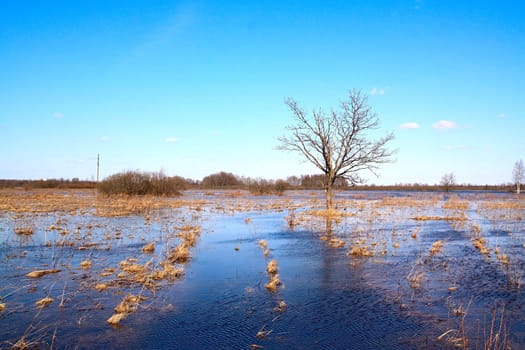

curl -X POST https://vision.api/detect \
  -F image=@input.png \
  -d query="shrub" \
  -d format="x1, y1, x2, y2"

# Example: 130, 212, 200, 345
97, 171, 184, 196
247, 179, 287, 196
201, 172, 240, 188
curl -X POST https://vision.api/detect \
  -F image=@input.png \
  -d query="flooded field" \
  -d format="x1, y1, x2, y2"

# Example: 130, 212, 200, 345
1, 189, 524, 349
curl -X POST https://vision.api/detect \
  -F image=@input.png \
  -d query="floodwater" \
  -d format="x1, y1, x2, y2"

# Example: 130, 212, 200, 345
1, 190, 524, 349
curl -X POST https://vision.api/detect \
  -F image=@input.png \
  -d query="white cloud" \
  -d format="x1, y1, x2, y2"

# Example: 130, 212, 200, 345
400, 122, 420, 129
53, 112, 64, 118
432, 120, 457, 130
497, 113, 505, 119
99, 136, 111, 142
369, 87, 385, 96
165, 137, 177, 143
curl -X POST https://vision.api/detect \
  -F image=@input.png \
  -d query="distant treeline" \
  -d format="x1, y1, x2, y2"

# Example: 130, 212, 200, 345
0, 171, 515, 194
0, 178, 96, 189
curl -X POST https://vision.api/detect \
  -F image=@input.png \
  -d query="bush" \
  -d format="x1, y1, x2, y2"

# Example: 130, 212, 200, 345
247, 179, 287, 196
97, 171, 184, 196
201, 172, 240, 188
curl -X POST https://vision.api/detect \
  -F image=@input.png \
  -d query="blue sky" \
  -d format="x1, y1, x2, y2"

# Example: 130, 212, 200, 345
1, 1, 524, 185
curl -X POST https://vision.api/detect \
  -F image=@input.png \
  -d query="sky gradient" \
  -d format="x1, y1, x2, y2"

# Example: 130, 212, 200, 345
1, 1, 524, 185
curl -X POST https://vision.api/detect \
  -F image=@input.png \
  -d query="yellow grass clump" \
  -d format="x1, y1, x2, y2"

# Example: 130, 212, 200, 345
107, 312, 127, 325
258, 240, 270, 256
80, 260, 92, 270
26, 269, 61, 278
265, 274, 281, 292
266, 260, 279, 274
119, 261, 147, 274
150, 261, 184, 280
141, 242, 155, 253
14, 227, 34, 235
35, 297, 54, 308
349, 245, 373, 257
94, 283, 108, 292
473, 237, 490, 255
176, 225, 201, 247
108, 294, 148, 324
328, 238, 345, 248
429, 240, 444, 256
265, 256, 281, 292
497, 253, 509, 265
101, 268, 116, 277
168, 244, 191, 263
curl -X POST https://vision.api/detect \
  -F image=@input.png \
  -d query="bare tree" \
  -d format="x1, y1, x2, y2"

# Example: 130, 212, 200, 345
513, 159, 524, 194
440, 172, 456, 192
278, 90, 395, 210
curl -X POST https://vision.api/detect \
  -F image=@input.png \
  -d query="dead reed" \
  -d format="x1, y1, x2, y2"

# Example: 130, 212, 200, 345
265, 274, 281, 293
429, 240, 444, 256
26, 269, 61, 278
35, 297, 54, 309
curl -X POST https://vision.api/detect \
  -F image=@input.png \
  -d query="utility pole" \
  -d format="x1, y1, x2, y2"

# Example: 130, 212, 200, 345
97, 153, 100, 183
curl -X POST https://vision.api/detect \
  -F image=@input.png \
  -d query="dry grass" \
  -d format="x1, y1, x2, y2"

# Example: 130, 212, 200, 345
0, 189, 190, 217
1, 188, 523, 347
328, 238, 345, 248
35, 297, 54, 309
473, 237, 491, 255
429, 240, 444, 256
258, 240, 270, 256
349, 245, 373, 257
94, 283, 108, 292
80, 260, 92, 270
305, 209, 354, 220
107, 294, 148, 325
14, 227, 35, 235
439, 301, 510, 350
106, 312, 127, 325
168, 244, 190, 263
26, 269, 61, 278
266, 260, 279, 274
176, 225, 201, 247
258, 240, 268, 249
442, 199, 470, 210
265, 274, 281, 292
141, 242, 155, 253
413, 216, 467, 221
0, 188, 203, 344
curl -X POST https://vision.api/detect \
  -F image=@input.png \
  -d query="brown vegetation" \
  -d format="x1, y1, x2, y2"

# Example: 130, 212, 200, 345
35, 297, 54, 309
26, 269, 61, 278
97, 170, 185, 196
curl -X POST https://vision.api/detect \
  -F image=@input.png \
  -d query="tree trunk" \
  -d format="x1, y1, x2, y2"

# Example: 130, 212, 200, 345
325, 182, 333, 210
518, 183, 521, 195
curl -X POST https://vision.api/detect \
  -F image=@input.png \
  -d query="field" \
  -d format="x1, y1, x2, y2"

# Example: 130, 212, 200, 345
0, 189, 524, 349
